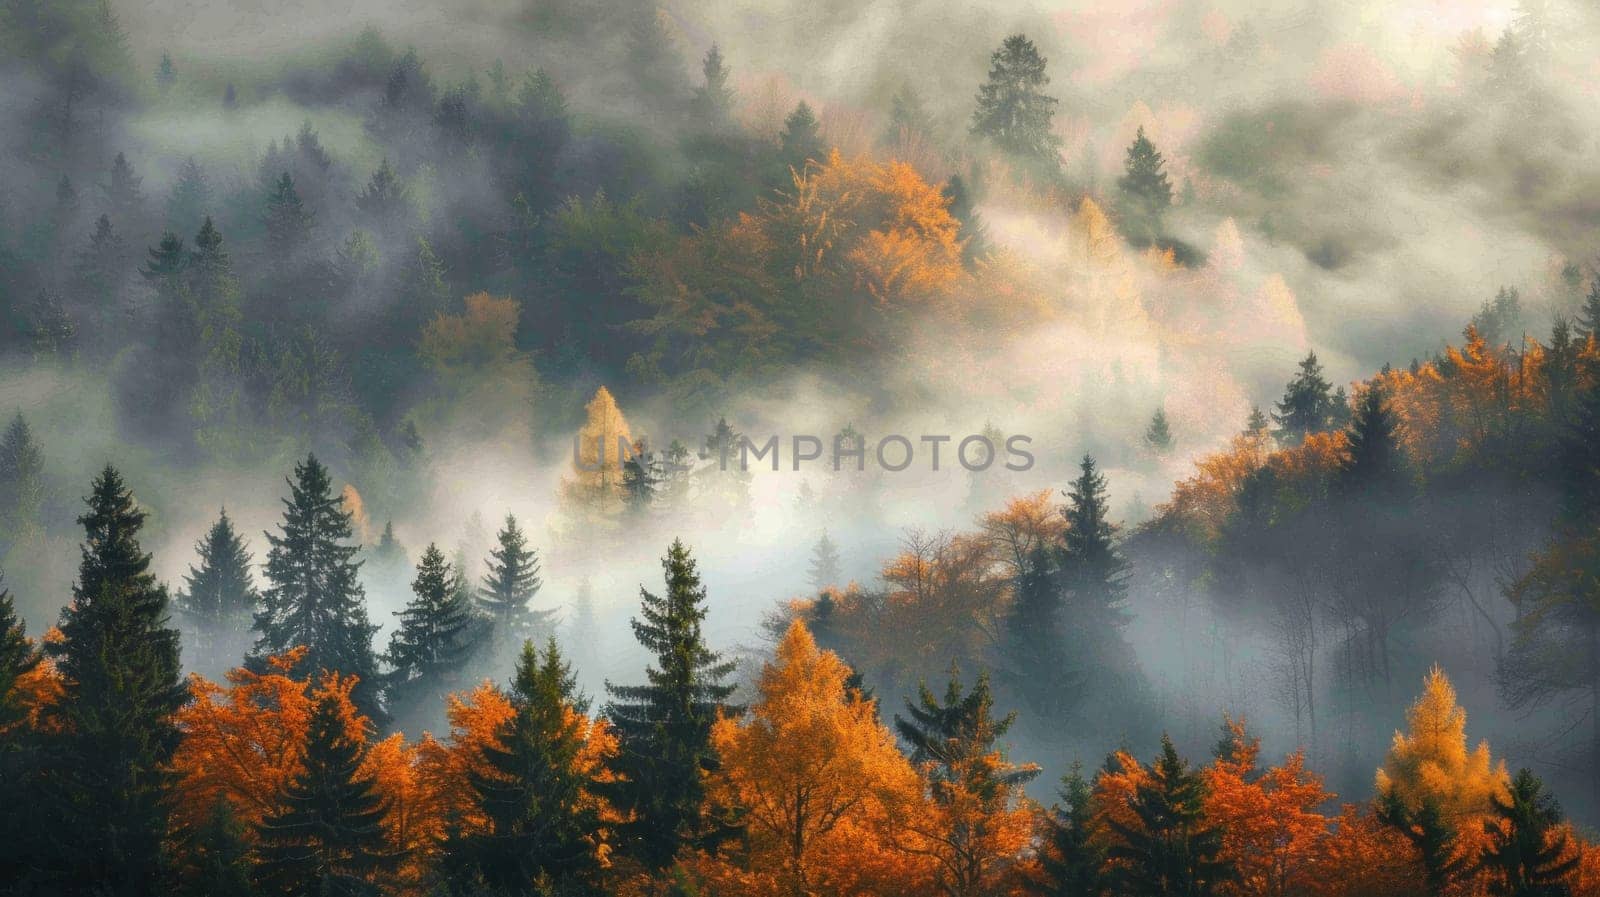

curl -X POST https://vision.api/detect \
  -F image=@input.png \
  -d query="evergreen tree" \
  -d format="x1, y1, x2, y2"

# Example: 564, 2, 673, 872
1337, 384, 1406, 497
883, 83, 934, 146
997, 545, 1079, 720
624, 7, 690, 108
942, 174, 988, 265
190, 216, 239, 320
1060, 455, 1129, 629
166, 157, 211, 237
1272, 352, 1336, 445
386, 543, 476, 727
1144, 407, 1174, 453
156, 52, 175, 93
254, 689, 395, 897
176, 508, 259, 676
1377, 791, 1466, 897
456, 639, 604, 894
1106, 736, 1233, 896
177, 799, 257, 897
252, 455, 385, 724
896, 665, 1039, 798
1243, 405, 1269, 437
37, 465, 187, 895
970, 34, 1062, 169
1576, 278, 1600, 341
1035, 763, 1104, 897
806, 531, 842, 591
691, 44, 735, 127
1116, 127, 1174, 248
621, 440, 662, 515
261, 172, 312, 257
104, 151, 145, 228
1480, 769, 1578, 897
0, 413, 45, 552
355, 158, 409, 223
74, 213, 130, 340
0, 581, 40, 882
603, 539, 740, 869
479, 514, 554, 653
779, 101, 825, 172
0, 582, 38, 735
398, 236, 451, 329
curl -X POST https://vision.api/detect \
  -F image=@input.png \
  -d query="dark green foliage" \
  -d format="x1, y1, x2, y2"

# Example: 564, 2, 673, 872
1116, 127, 1173, 248
1377, 791, 1466, 897
603, 539, 740, 870
166, 157, 211, 237
942, 174, 988, 265
1061, 455, 1129, 629
261, 172, 312, 257
1480, 769, 1578, 897
0, 582, 38, 733
453, 639, 603, 894
895, 665, 1038, 799
252, 454, 385, 724
1472, 287, 1525, 348
177, 799, 257, 897
356, 158, 410, 223
176, 508, 259, 677
1243, 405, 1269, 436
1577, 278, 1600, 340
883, 84, 934, 146
1272, 352, 1337, 445
103, 151, 145, 227
806, 531, 841, 591
1338, 385, 1407, 497
970, 34, 1062, 168
74, 212, 130, 340
156, 52, 175, 92
1034, 763, 1104, 897
1145, 407, 1174, 453
621, 441, 661, 514
386, 543, 477, 727
35, 465, 187, 895
0, 581, 40, 884
0, 413, 45, 551
1105, 736, 1233, 897
691, 44, 734, 128
254, 690, 396, 897
479, 514, 554, 653
997, 546, 1079, 720
779, 101, 825, 172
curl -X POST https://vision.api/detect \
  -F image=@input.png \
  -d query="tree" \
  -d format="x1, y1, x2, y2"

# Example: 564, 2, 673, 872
176, 508, 259, 677
603, 539, 740, 870
970, 34, 1062, 169
1060, 455, 1129, 630
386, 544, 476, 730
713, 620, 924, 897
223, 82, 237, 109
1376, 666, 1507, 824
1272, 352, 1336, 445
1376, 791, 1465, 897
561, 387, 633, 526
156, 52, 176, 92
807, 531, 842, 591
1104, 735, 1233, 896
0, 583, 39, 736
261, 172, 312, 257
0, 413, 45, 552
621, 440, 662, 515
74, 213, 131, 341
1033, 763, 1104, 897
355, 158, 410, 224
254, 688, 396, 897
398, 236, 451, 331
942, 174, 988, 265
780, 100, 825, 172
1116, 127, 1174, 247
692, 44, 734, 127
1243, 406, 1269, 437
252, 454, 385, 725
1145, 408, 1174, 453
1480, 768, 1578, 897
1337, 384, 1406, 497
456, 639, 607, 894
104, 151, 145, 228
36, 465, 187, 894
884, 83, 935, 146
996, 545, 1078, 721
176, 799, 257, 897
1576, 278, 1600, 340
166, 157, 211, 243
479, 514, 554, 657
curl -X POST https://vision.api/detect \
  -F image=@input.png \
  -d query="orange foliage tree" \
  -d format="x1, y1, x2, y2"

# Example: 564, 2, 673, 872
1204, 717, 1332, 897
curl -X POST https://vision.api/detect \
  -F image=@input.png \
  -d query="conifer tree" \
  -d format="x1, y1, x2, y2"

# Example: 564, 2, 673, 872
692, 44, 735, 127
166, 156, 211, 237
479, 514, 553, 653
176, 508, 259, 676
883, 83, 934, 146
457, 639, 604, 894
74, 213, 130, 339
621, 440, 662, 514
1479, 768, 1578, 897
1106, 736, 1233, 896
806, 531, 842, 591
0, 582, 38, 735
997, 546, 1078, 720
1338, 384, 1406, 498
1035, 763, 1104, 897
156, 52, 176, 92
355, 158, 409, 223
603, 539, 740, 869
386, 543, 475, 727
1377, 792, 1465, 897
399, 236, 451, 330
1272, 352, 1336, 445
1144, 407, 1174, 453
190, 216, 239, 321
254, 689, 395, 897
942, 174, 988, 265
0, 581, 40, 882
38, 465, 187, 894
261, 171, 312, 257
1243, 405, 1269, 437
780, 101, 825, 172
252, 454, 385, 724
896, 665, 1039, 796
970, 33, 1062, 168
177, 799, 257, 897
1577, 278, 1600, 340
1116, 127, 1174, 247
1060, 455, 1129, 628
0, 413, 45, 551
104, 151, 145, 227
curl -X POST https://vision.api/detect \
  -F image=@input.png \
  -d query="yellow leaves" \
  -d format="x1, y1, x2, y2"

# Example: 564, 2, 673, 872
419, 292, 524, 373
1375, 666, 1507, 824
1158, 430, 1272, 541
341, 483, 371, 544
979, 490, 1067, 576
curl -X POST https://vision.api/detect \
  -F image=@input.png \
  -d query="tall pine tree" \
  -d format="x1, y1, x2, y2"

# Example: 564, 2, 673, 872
970, 34, 1062, 169
1034, 763, 1104, 897
1105, 736, 1233, 896
479, 514, 553, 658
176, 508, 259, 677
385, 543, 476, 730
1272, 352, 1336, 445
1116, 127, 1174, 247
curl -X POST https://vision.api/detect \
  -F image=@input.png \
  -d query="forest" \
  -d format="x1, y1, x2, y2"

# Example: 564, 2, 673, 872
4, 0, 1600, 893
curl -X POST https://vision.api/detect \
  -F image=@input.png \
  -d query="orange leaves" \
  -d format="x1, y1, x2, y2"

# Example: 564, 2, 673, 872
1158, 431, 1271, 541
1309, 804, 1424, 897
1203, 718, 1333, 897
419, 292, 524, 372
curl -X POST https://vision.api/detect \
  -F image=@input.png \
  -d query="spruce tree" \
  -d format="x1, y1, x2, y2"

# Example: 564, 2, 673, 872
177, 799, 257, 897
74, 213, 131, 340
1035, 763, 1104, 897
603, 539, 740, 869
1106, 736, 1233, 896
253, 455, 385, 724
779, 101, 825, 172
156, 52, 176, 92
261, 172, 312, 257
1577, 278, 1600, 341
883, 83, 934, 146
104, 151, 145, 227
1337, 384, 1406, 498
0, 582, 38, 735
1272, 352, 1336, 445
997, 546, 1079, 720
1060, 455, 1129, 628
190, 216, 239, 324
0, 581, 40, 884
1377, 791, 1465, 897
398, 236, 451, 331
1144, 407, 1174, 453
621, 441, 662, 514
942, 174, 988, 265
457, 639, 603, 894
1480, 769, 1578, 897
691, 44, 735, 127
166, 157, 211, 236
176, 508, 259, 676
1243, 405, 1269, 437
254, 690, 395, 897
386, 543, 475, 728
970, 34, 1062, 168
0, 412, 45, 551
38, 465, 187, 895
355, 158, 409, 223
1116, 127, 1174, 247
806, 531, 842, 591
479, 514, 554, 654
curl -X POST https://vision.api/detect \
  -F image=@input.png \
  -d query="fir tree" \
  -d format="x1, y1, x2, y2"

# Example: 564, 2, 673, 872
1377, 791, 1466, 897
261, 172, 312, 257
1272, 351, 1336, 445
942, 174, 988, 265
38, 465, 187, 894
0, 582, 38, 735
479, 514, 554, 653
621, 440, 662, 514
1576, 278, 1600, 341
1117, 127, 1174, 248
1480, 769, 1578, 897
970, 34, 1062, 168
0, 413, 45, 551
895, 665, 1039, 798
1337, 384, 1407, 498
1060, 455, 1129, 629
254, 689, 395, 897
355, 158, 409, 223
103, 151, 145, 227
1144, 407, 1174, 453
252, 455, 385, 724
386, 543, 476, 727
177, 799, 257, 897
997, 546, 1079, 720
166, 157, 211, 237
1035, 763, 1104, 897
691, 44, 735, 127
1243, 405, 1269, 437
456, 639, 603, 894
75, 213, 130, 339
176, 508, 259, 676
1106, 736, 1233, 896
779, 101, 825, 172
806, 531, 842, 591
603, 539, 740, 869
398, 236, 451, 329
156, 52, 175, 93
190, 216, 239, 321
883, 83, 934, 146
0, 581, 40, 882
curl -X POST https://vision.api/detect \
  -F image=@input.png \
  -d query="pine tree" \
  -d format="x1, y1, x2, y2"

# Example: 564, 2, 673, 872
0, 413, 45, 551
177, 799, 257, 897
398, 236, 451, 330
1116, 127, 1174, 247
603, 539, 740, 869
75, 212, 130, 341
883, 83, 935, 147
896, 665, 1039, 797
252, 454, 385, 724
1272, 351, 1336, 445
0, 582, 38, 735
942, 174, 988, 265
692, 44, 735, 127
997, 546, 1079, 720
254, 689, 395, 897
1576, 278, 1600, 341
1377, 791, 1466, 897
156, 52, 176, 93
176, 508, 259, 676
1144, 407, 1174, 453
621, 440, 662, 515
970, 34, 1062, 168
190, 216, 239, 321
38, 465, 187, 894
386, 543, 475, 727
1480, 769, 1578, 897
780, 101, 825, 172
166, 157, 211, 237
806, 531, 842, 591
479, 514, 554, 654
1035, 763, 1104, 897
355, 158, 409, 223
1060, 455, 1129, 628
104, 151, 145, 227
1243, 405, 1269, 437
1338, 384, 1406, 497
0, 581, 40, 883
457, 639, 603, 894
261, 172, 312, 257
1106, 736, 1233, 896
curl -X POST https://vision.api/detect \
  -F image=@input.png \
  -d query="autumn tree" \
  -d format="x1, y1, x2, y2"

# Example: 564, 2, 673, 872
1203, 718, 1331, 897
970, 34, 1062, 170
176, 508, 259, 677
386, 543, 477, 732
603, 539, 740, 870
1104, 735, 1233, 896
1376, 666, 1507, 824
561, 386, 632, 529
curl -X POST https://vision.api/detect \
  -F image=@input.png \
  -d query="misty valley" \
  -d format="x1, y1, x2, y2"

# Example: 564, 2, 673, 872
3, 0, 1600, 895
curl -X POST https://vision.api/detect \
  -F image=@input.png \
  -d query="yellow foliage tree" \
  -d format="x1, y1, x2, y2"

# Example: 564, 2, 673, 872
1375, 666, 1507, 823
559, 386, 632, 531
